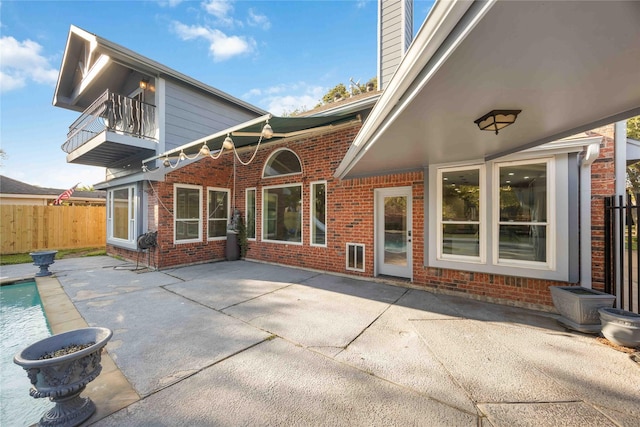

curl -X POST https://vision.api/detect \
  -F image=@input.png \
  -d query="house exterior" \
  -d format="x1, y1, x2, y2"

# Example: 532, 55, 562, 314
53, 25, 267, 252
54, 1, 639, 311
0, 175, 105, 206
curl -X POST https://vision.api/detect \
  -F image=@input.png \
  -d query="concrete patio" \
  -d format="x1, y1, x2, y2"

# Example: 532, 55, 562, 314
3, 257, 639, 426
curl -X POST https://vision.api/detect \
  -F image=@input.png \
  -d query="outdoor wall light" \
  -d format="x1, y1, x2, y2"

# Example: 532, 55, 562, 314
139, 79, 149, 90
474, 110, 521, 135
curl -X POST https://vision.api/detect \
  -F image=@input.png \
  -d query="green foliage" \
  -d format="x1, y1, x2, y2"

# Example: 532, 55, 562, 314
316, 77, 378, 108
0, 247, 106, 265
237, 214, 249, 258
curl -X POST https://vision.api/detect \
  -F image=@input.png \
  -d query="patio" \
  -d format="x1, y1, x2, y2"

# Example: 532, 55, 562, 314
3, 257, 639, 426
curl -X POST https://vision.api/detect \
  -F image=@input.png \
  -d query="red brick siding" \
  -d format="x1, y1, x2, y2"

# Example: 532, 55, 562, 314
107, 123, 617, 310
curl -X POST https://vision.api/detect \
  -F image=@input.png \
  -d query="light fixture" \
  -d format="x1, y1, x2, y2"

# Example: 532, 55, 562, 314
223, 134, 234, 150
199, 143, 211, 157
474, 110, 521, 135
262, 121, 274, 139
162, 157, 171, 167
139, 78, 149, 90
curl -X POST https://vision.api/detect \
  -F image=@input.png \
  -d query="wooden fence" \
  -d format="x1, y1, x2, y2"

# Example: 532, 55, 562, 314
0, 205, 106, 254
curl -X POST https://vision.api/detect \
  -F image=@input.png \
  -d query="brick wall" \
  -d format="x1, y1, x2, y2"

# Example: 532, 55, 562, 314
107, 123, 618, 311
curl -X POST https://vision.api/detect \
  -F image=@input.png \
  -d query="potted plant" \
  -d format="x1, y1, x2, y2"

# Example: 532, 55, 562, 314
14, 327, 113, 427
549, 286, 615, 333
29, 250, 58, 277
598, 307, 640, 348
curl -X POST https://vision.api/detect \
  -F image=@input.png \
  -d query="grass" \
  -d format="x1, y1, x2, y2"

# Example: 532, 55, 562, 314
0, 247, 106, 266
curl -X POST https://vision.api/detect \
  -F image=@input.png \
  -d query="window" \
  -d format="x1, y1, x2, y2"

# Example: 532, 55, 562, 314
246, 188, 256, 239
438, 166, 483, 261
310, 181, 326, 246
174, 184, 202, 243
346, 243, 365, 272
263, 149, 302, 178
107, 185, 137, 247
263, 184, 302, 244
495, 159, 551, 265
207, 188, 229, 240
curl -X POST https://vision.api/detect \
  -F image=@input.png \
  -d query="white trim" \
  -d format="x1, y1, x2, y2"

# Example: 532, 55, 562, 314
174, 183, 202, 244
346, 243, 366, 272
207, 187, 230, 241
261, 183, 303, 245
310, 180, 327, 247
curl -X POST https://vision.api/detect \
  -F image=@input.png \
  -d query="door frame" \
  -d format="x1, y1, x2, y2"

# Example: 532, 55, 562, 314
374, 186, 413, 280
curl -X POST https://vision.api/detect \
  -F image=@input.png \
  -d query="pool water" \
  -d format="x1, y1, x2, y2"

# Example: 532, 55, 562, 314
1, 281, 53, 426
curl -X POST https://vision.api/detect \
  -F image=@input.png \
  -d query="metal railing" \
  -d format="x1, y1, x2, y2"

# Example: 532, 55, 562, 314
62, 90, 157, 154
604, 194, 639, 313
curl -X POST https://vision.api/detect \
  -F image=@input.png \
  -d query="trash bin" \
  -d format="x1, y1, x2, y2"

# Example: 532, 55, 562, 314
226, 232, 239, 261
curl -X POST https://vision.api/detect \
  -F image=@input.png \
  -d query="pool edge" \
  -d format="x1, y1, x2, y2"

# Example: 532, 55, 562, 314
35, 276, 141, 425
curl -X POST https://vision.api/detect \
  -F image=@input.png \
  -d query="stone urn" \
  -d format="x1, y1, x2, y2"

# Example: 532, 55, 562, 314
598, 307, 640, 348
29, 250, 58, 277
549, 286, 616, 333
14, 327, 113, 427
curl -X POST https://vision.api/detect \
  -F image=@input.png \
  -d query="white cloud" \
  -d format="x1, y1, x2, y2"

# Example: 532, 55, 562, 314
247, 9, 271, 30
171, 21, 255, 61
0, 36, 58, 93
244, 83, 326, 116
201, 0, 236, 27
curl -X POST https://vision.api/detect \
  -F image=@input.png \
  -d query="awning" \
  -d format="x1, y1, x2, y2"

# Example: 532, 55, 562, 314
143, 112, 361, 166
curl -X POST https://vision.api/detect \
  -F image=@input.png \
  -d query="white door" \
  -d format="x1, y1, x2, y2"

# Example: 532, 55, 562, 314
375, 187, 412, 279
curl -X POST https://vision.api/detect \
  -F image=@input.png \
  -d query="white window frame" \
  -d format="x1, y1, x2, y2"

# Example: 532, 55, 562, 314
492, 157, 555, 270
262, 183, 303, 245
106, 185, 137, 249
174, 184, 202, 244
346, 243, 365, 272
246, 187, 257, 241
262, 148, 303, 179
310, 180, 327, 247
436, 165, 486, 263
207, 187, 230, 241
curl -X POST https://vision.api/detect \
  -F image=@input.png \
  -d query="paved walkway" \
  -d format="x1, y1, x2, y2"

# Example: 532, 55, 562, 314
3, 257, 639, 426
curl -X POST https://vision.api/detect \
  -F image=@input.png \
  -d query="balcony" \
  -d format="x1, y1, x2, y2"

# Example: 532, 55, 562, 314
62, 90, 158, 167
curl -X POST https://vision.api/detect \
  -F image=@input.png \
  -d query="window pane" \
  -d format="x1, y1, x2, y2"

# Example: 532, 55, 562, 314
113, 188, 129, 240
263, 186, 301, 242
177, 188, 200, 219
247, 190, 256, 239
499, 225, 546, 262
176, 220, 200, 240
264, 150, 302, 177
311, 183, 326, 245
442, 170, 479, 221
442, 224, 479, 256
499, 163, 547, 222
208, 191, 227, 220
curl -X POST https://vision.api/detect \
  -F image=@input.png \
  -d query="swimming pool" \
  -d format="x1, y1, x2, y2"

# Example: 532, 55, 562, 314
1, 281, 53, 426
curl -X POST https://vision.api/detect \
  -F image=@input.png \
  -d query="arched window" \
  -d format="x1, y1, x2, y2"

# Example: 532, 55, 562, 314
263, 149, 302, 178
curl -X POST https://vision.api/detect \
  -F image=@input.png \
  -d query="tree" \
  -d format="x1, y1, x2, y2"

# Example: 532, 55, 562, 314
0, 149, 6, 167
315, 77, 378, 108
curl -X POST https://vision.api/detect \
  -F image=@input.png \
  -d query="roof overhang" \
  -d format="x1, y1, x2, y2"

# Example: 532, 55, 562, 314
336, 0, 640, 179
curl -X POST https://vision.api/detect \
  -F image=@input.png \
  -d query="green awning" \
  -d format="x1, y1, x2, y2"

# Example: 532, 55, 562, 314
143, 112, 361, 166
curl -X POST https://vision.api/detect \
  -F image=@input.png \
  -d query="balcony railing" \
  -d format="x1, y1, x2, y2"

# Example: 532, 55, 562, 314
62, 90, 157, 154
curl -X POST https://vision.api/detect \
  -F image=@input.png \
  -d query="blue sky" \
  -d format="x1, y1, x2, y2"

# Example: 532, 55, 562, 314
0, 0, 433, 189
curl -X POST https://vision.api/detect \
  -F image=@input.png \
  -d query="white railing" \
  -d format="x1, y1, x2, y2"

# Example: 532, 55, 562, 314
62, 90, 157, 154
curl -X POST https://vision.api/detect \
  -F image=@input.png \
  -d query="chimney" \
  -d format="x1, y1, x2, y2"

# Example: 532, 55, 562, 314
377, 0, 413, 91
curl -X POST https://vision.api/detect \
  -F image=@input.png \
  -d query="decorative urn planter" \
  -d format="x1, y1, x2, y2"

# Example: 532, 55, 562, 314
29, 250, 58, 277
14, 327, 113, 427
549, 286, 615, 334
598, 308, 640, 348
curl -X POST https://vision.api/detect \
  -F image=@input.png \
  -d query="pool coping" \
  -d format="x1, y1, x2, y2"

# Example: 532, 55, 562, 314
35, 275, 140, 425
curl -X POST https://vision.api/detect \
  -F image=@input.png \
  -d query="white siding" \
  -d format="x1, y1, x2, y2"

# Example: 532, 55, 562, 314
163, 80, 260, 151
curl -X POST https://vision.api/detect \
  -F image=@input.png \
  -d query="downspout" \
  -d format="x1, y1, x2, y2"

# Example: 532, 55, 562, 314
579, 142, 600, 288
